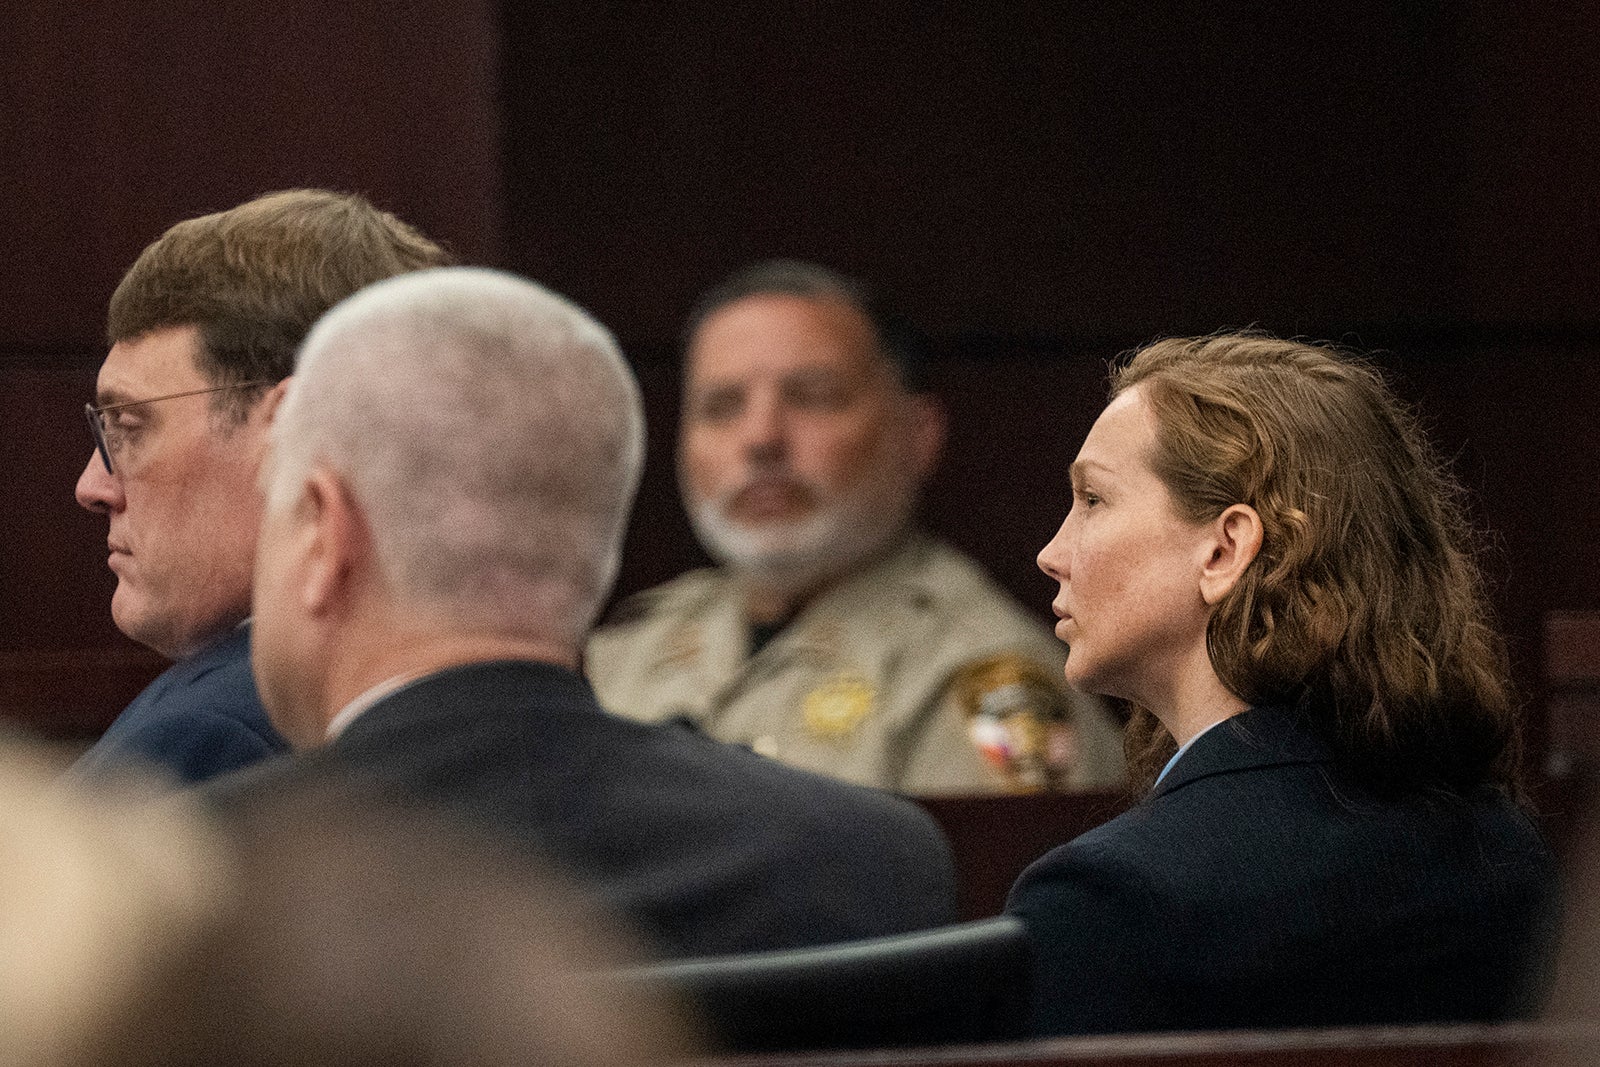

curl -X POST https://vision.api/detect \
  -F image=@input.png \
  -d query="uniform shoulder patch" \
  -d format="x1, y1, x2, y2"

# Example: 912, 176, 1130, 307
952, 653, 1081, 792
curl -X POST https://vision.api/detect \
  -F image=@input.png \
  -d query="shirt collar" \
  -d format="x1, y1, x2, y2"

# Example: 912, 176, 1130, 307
324, 674, 420, 742
1154, 716, 1230, 787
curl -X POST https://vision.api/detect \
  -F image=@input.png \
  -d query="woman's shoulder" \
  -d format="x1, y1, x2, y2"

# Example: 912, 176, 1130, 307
1009, 802, 1173, 899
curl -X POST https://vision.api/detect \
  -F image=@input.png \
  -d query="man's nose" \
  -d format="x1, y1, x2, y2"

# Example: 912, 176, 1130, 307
75, 450, 122, 514
739, 393, 787, 465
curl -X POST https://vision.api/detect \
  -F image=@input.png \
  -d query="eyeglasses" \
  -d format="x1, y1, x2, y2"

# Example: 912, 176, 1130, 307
85, 381, 271, 475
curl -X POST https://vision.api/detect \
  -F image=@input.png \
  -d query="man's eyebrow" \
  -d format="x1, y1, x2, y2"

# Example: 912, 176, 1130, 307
782, 364, 845, 379
93, 385, 137, 408
687, 378, 742, 397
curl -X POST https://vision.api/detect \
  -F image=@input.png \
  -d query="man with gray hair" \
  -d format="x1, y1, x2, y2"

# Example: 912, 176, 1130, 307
222, 267, 958, 958
73, 189, 449, 785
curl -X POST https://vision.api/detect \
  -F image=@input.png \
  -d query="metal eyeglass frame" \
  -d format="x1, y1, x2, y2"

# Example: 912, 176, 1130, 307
85, 381, 271, 476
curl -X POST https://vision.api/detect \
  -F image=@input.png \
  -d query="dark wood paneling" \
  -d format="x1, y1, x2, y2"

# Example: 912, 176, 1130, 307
2, 0, 503, 737
917, 791, 1131, 921
1, 0, 504, 351
500, 3, 1598, 348
500, 5, 1600, 776
0, 648, 166, 739
1, 357, 172, 736
1, 359, 120, 647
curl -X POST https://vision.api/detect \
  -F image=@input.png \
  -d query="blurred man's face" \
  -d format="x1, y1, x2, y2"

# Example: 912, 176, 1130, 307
74, 326, 272, 659
678, 293, 938, 585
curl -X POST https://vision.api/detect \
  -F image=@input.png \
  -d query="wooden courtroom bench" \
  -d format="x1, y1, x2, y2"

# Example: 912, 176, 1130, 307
915, 791, 1131, 920
701, 1021, 1600, 1067
1538, 610, 1600, 855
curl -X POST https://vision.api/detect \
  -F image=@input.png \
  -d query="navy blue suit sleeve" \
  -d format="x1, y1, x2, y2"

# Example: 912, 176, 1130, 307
71, 629, 286, 786
107, 708, 284, 785
1006, 842, 1167, 1036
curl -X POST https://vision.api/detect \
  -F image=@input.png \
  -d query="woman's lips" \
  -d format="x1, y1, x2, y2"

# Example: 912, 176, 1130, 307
1052, 605, 1074, 641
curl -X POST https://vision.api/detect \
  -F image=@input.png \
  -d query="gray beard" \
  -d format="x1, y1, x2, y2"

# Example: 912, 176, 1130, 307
687, 491, 911, 594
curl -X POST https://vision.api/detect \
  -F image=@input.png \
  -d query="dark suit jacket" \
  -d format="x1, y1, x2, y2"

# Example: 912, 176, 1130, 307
1006, 706, 1559, 1036
209, 660, 958, 959
71, 625, 287, 785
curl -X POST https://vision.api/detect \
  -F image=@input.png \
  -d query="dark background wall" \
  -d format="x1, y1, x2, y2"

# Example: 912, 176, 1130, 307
1, 0, 502, 731
3, 2, 1596, 756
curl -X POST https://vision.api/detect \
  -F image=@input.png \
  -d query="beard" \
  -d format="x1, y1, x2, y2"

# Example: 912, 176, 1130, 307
687, 468, 917, 591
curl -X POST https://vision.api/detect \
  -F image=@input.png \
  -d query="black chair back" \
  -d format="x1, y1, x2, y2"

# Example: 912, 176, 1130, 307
612, 916, 1032, 1053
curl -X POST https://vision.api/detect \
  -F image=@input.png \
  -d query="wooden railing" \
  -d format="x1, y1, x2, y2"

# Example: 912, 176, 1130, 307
700, 1021, 1600, 1067
915, 791, 1130, 920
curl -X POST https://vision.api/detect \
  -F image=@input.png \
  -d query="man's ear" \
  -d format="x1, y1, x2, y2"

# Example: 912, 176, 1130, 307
907, 393, 947, 482
257, 377, 292, 425
245, 379, 293, 477
1199, 504, 1263, 606
299, 465, 370, 617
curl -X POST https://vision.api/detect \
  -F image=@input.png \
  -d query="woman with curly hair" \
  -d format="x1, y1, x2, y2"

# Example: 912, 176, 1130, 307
1007, 332, 1558, 1035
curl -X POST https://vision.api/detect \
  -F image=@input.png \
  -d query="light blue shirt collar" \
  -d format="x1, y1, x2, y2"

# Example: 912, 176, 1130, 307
1155, 717, 1230, 787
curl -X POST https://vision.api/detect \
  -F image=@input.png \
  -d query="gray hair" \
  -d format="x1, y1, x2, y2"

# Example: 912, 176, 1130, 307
269, 267, 644, 642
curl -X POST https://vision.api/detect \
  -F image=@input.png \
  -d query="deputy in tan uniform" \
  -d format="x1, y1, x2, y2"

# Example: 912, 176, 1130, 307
585, 261, 1124, 795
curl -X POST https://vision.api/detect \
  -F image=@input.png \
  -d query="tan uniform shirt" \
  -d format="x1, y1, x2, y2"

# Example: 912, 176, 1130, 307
585, 535, 1125, 795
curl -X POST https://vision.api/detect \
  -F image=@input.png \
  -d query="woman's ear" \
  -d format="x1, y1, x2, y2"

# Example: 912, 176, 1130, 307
1200, 504, 1263, 605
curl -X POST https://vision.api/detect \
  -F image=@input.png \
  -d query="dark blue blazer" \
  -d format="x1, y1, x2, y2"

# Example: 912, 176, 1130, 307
208, 659, 959, 959
1006, 706, 1559, 1035
71, 625, 287, 785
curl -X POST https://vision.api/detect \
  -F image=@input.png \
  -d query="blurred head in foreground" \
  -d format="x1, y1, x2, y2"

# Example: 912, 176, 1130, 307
2, 754, 686, 1066
0, 746, 229, 1067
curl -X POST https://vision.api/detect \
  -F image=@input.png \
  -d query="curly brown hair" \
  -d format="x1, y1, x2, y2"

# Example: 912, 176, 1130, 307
1112, 333, 1518, 796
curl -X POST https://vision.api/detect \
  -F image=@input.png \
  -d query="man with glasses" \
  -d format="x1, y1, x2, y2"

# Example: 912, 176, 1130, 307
72, 190, 449, 785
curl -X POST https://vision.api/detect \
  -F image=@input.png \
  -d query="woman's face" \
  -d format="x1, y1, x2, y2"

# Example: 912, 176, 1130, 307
1037, 385, 1218, 709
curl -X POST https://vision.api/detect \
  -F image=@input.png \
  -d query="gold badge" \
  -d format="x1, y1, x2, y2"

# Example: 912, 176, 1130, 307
953, 654, 1079, 792
802, 671, 876, 740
